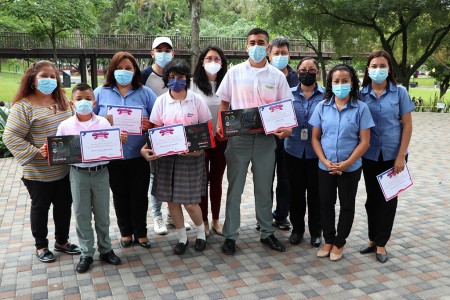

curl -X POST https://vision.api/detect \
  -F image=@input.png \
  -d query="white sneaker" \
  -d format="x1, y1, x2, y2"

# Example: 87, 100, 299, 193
153, 217, 167, 235
166, 214, 191, 231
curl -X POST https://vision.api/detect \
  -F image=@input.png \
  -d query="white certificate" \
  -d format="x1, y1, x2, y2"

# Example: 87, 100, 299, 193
258, 99, 298, 134
148, 124, 188, 157
80, 128, 123, 162
377, 164, 413, 201
107, 105, 143, 135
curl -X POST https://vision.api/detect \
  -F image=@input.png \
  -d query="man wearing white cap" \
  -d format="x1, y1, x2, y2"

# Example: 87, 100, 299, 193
141, 37, 191, 235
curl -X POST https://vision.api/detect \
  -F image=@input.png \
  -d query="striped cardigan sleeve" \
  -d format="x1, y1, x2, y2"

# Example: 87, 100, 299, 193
3, 101, 40, 166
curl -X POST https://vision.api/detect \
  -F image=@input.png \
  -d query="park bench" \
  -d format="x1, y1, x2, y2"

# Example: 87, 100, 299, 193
436, 102, 446, 112
409, 82, 419, 88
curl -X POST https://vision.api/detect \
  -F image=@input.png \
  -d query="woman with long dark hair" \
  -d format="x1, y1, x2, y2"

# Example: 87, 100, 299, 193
309, 64, 374, 261
359, 50, 415, 263
191, 45, 228, 236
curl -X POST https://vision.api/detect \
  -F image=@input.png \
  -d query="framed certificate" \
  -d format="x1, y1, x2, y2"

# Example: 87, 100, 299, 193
377, 164, 413, 201
220, 108, 264, 137
258, 99, 298, 134
79, 128, 124, 162
148, 124, 188, 156
47, 135, 82, 165
185, 121, 216, 152
107, 105, 143, 135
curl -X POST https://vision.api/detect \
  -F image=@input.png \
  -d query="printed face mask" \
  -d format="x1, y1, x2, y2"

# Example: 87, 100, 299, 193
36, 78, 57, 95
114, 70, 134, 85
167, 78, 186, 93
368, 68, 389, 84
155, 52, 173, 68
332, 84, 351, 99
75, 100, 93, 116
248, 45, 267, 63
204, 62, 222, 75
271, 55, 289, 70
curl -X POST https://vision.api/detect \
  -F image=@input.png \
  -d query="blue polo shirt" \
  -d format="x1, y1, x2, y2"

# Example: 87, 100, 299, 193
309, 97, 375, 172
360, 82, 415, 161
285, 84, 325, 159
93, 85, 157, 159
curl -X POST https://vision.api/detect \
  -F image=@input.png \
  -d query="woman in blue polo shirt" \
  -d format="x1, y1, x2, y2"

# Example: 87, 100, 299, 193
309, 64, 374, 261
285, 57, 324, 248
359, 50, 415, 263
94, 52, 157, 249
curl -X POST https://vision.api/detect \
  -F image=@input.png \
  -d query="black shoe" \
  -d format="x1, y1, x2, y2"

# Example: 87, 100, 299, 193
35, 248, 55, 263
260, 234, 286, 252
222, 238, 236, 255
54, 243, 81, 255
360, 245, 376, 254
255, 222, 260, 231
194, 239, 206, 252
272, 218, 291, 230
310, 236, 322, 248
76, 256, 93, 273
100, 250, 121, 265
174, 240, 189, 255
134, 238, 152, 249
376, 252, 389, 263
289, 232, 303, 245
120, 239, 133, 248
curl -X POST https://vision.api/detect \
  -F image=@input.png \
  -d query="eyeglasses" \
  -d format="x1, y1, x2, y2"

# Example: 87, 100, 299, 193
297, 69, 318, 74
204, 57, 222, 63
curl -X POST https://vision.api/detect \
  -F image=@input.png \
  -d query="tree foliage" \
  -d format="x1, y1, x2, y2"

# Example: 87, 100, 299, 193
427, 43, 450, 98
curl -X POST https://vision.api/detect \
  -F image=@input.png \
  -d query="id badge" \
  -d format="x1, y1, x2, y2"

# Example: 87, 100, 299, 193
300, 128, 308, 140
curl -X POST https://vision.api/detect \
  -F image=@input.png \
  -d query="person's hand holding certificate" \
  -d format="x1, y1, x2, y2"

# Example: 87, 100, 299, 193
148, 124, 188, 157
258, 99, 298, 134
80, 128, 123, 162
377, 164, 413, 201
107, 105, 143, 135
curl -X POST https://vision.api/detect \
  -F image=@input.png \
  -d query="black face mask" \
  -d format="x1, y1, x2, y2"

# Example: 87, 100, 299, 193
298, 72, 317, 86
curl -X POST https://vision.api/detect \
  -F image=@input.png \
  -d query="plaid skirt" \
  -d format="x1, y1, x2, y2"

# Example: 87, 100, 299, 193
152, 153, 207, 204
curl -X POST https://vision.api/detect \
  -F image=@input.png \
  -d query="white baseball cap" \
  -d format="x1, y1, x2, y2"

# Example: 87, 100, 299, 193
152, 37, 173, 49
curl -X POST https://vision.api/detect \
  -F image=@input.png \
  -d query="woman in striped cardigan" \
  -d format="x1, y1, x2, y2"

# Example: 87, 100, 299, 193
3, 60, 80, 263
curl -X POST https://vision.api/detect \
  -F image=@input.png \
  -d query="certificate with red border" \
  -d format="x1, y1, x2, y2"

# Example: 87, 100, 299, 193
258, 99, 298, 134
377, 164, 413, 201
107, 105, 143, 135
80, 128, 123, 162
148, 124, 188, 156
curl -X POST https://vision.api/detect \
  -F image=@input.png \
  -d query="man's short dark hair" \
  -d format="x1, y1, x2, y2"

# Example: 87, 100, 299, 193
247, 28, 269, 42
72, 82, 93, 95
0, 101, 5, 107
269, 37, 290, 53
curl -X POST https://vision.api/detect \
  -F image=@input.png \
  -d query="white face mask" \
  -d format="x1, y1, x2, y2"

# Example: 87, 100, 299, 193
204, 62, 222, 75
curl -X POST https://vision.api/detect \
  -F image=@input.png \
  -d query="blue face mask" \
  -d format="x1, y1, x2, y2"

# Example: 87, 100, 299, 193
75, 100, 93, 116
155, 52, 173, 68
248, 45, 267, 63
369, 68, 389, 84
272, 55, 289, 70
332, 84, 352, 99
114, 70, 134, 85
167, 78, 186, 93
36, 78, 57, 95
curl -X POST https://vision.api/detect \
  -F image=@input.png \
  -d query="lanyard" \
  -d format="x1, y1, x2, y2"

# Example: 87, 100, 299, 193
302, 97, 314, 127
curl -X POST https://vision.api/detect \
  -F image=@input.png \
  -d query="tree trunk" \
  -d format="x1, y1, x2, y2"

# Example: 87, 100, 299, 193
440, 75, 450, 99
51, 23, 57, 62
190, 0, 201, 72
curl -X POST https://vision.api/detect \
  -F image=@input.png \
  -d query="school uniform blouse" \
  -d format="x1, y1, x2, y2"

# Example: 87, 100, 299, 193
190, 81, 219, 133
284, 84, 325, 159
309, 97, 375, 172
150, 89, 212, 126
360, 82, 415, 161
93, 85, 156, 159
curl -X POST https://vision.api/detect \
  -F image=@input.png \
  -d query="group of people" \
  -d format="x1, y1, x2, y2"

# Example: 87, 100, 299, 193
3, 28, 414, 274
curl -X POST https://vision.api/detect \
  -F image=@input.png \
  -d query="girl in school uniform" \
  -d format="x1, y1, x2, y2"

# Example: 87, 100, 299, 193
141, 59, 212, 255
309, 64, 374, 261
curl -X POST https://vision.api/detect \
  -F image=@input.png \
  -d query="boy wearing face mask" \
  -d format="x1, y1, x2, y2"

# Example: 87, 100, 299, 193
56, 83, 127, 273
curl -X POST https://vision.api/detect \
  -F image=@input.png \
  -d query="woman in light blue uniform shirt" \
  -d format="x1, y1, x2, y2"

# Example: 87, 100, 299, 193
284, 57, 324, 248
94, 52, 157, 249
359, 50, 415, 263
309, 64, 374, 261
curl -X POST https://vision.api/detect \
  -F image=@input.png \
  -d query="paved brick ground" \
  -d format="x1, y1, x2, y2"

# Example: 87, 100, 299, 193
0, 112, 449, 299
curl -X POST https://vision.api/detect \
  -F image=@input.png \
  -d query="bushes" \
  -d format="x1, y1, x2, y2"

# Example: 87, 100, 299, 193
0, 109, 12, 158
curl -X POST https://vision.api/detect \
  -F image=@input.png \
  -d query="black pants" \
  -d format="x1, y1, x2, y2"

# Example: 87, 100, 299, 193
362, 154, 405, 247
22, 174, 72, 249
286, 152, 321, 236
272, 137, 290, 220
108, 157, 150, 239
318, 168, 361, 248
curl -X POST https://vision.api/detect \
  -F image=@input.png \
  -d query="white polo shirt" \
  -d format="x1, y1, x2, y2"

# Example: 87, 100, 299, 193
216, 60, 293, 109
150, 89, 212, 126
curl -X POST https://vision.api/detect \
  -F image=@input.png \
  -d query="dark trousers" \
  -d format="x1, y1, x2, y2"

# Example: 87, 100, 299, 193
22, 174, 72, 249
108, 157, 150, 239
286, 152, 321, 236
362, 154, 405, 247
318, 168, 361, 248
200, 138, 227, 221
272, 137, 290, 220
